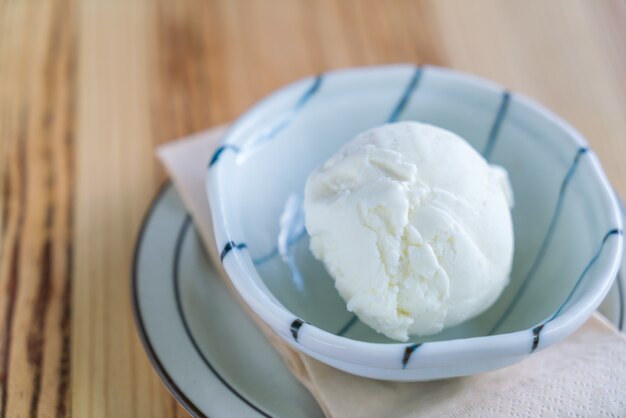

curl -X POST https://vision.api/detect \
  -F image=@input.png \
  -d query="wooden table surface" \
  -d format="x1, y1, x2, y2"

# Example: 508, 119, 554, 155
1, 0, 625, 416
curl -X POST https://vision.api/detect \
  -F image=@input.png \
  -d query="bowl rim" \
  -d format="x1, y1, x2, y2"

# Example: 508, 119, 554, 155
206, 64, 623, 371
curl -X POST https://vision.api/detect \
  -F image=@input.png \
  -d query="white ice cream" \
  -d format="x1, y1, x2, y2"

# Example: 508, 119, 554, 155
304, 122, 514, 341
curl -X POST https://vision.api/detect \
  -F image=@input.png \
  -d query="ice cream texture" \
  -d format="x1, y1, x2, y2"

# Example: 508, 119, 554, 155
304, 122, 514, 341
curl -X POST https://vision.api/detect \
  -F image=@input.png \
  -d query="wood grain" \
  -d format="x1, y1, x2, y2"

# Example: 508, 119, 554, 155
0, 0, 75, 417
0, 0, 624, 416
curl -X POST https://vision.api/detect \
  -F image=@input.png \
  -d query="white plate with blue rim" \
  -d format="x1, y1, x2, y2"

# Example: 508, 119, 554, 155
133, 65, 626, 416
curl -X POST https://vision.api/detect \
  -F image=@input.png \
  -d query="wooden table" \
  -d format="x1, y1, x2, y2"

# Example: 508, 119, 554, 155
1, 0, 625, 416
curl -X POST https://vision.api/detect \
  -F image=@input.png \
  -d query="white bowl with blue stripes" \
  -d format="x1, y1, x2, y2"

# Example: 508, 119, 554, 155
206, 65, 623, 381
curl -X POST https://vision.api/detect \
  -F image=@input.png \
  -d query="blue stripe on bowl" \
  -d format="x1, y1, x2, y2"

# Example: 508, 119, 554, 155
545, 229, 622, 322
482, 91, 511, 161
402, 343, 422, 369
530, 228, 622, 352
246, 75, 323, 151
387, 66, 423, 123
252, 247, 280, 266
337, 315, 359, 336
208, 75, 323, 168
209, 144, 241, 167
253, 220, 306, 265
220, 241, 247, 262
531, 324, 544, 352
489, 147, 589, 335
290, 319, 305, 341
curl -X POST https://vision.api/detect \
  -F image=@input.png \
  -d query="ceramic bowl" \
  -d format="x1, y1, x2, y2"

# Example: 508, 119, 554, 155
206, 65, 623, 381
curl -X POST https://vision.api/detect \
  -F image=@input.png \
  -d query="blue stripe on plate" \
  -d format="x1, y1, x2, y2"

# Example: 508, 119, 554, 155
132, 184, 208, 418
173, 216, 271, 417
482, 91, 511, 161
387, 67, 423, 123
530, 229, 622, 352
489, 147, 589, 334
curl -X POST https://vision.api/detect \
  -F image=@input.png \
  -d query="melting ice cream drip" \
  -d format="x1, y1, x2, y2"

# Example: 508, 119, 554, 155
278, 194, 307, 292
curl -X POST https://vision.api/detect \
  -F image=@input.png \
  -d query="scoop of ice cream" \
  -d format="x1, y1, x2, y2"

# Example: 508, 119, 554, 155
304, 122, 514, 341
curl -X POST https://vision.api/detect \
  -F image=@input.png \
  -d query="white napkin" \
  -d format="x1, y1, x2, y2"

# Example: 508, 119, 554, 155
157, 126, 626, 417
